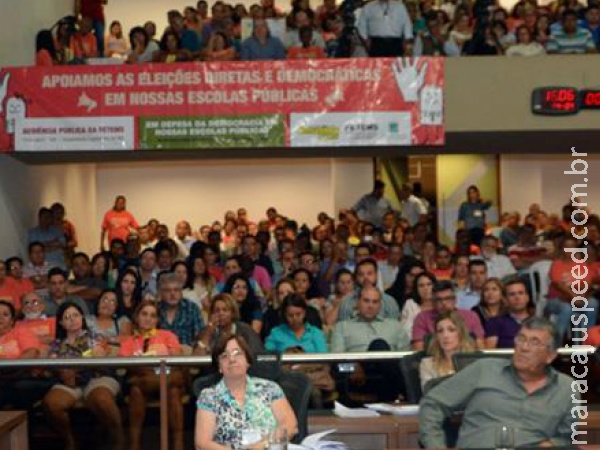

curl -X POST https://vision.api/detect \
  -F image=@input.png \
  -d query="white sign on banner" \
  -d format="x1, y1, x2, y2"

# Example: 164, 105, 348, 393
290, 112, 412, 147
15, 117, 134, 151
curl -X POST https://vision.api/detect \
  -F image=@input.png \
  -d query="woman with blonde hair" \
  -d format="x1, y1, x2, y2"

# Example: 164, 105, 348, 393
197, 293, 264, 356
419, 311, 475, 389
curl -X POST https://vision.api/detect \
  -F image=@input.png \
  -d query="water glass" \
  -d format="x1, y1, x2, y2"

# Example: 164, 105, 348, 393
495, 425, 515, 450
268, 427, 288, 450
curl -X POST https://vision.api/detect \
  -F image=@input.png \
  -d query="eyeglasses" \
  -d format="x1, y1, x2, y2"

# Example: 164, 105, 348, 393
63, 312, 82, 321
23, 299, 41, 307
100, 297, 117, 304
219, 348, 243, 360
514, 335, 549, 349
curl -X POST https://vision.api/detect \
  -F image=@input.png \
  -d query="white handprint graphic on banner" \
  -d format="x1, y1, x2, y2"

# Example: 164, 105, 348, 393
391, 57, 428, 103
0, 72, 10, 114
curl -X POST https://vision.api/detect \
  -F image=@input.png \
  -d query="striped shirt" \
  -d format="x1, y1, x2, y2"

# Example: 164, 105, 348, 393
546, 28, 595, 54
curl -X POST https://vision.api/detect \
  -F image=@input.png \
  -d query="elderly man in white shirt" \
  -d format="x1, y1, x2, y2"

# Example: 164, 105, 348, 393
357, 0, 413, 56
479, 235, 517, 280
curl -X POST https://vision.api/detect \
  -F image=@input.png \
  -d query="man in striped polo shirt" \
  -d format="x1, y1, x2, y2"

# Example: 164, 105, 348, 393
547, 9, 596, 54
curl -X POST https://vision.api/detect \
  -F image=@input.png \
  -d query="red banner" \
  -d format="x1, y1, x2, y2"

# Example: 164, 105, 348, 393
0, 58, 444, 151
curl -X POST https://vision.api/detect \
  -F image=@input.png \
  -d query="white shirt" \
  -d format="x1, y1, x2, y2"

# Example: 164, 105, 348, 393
400, 298, 421, 340
357, 0, 413, 40
506, 42, 546, 57
401, 195, 427, 227
379, 261, 399, 290
285, 29, 326, 49
484, 254, 517, 280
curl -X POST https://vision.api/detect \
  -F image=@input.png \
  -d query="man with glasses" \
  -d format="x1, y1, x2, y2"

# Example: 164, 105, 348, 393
420, 317, 576, 448
412, 280, 484, 350
16, 292, 56, 349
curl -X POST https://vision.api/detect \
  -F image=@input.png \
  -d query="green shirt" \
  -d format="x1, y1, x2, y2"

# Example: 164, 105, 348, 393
420, 358, 577, 448
330, 314, 409, 352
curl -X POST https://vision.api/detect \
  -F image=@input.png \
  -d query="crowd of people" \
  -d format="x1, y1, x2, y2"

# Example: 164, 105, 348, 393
0, 181, 597, 448
34, 0, 599, 66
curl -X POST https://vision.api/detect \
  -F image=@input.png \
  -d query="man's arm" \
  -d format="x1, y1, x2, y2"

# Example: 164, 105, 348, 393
330, 323, 345, 353
420, 362, 483, 448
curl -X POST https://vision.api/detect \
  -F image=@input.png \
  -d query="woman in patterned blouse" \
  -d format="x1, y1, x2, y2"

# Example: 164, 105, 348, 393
43, 301, 124, 450
195, 334, 298, 450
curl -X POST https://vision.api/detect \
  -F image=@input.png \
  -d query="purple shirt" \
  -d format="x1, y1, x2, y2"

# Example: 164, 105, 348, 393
412, 309, 484, 342
484, 314, 524, 348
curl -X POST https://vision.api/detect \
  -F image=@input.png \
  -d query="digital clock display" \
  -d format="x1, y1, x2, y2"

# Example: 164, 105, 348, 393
532, 87, 579, 115
580, 89, 600, 110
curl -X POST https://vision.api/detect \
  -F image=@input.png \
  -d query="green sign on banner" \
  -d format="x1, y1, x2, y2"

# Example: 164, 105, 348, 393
139, 114, 285, 149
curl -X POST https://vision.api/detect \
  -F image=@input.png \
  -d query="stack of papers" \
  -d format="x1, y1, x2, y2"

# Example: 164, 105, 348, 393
364, 403, 420, 416
333, 401, 380, 418
289, 429, 349, 450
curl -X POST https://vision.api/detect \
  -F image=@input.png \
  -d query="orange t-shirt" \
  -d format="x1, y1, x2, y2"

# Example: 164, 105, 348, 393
119, 329, 180, 357
548, 259, 594, 301
9, 277, 35, 306
585, 326, 600, 346
0, 278, 23, 310
0, 327, 40, 359
74, 32, 98, 58
15, 318, 56, 349
287, 46, 326, 59
431, 268, 453, 281
102, 210, 139, 244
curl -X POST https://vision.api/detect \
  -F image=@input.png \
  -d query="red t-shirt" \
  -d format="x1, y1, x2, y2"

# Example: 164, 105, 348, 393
80, 0, 105, 22
0, 327, 39, 359
547, 258, 594, 302
74, 32, 98, 58
102, 209, 139, 244
431, 268, 453, 281
0, 278, 23, 310
119, 329, 180, 357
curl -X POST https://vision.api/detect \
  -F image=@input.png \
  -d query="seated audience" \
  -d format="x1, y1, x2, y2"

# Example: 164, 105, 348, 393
338, 259, 401, 321
119, 300, 185, 450
222, 273, 263, 334
16, 292, 56, 351
331, 286, 409, 401
485, 278, 532, 348
28, 207, 66, 269
0, 260, 21, 309
204, 31, 238, 61
73, 16, 99, 59
324, 268, 355, 329
44, 301, 123, 450
116, 268, 143, 318
401, 272, 436, 339
127, 26, 159, 63
240, 19, 286, 60
86, 289, 132, 352
414, 12, 460, 55
198, 293, 264, 356
412, 280, 484, 350
419, 311, 475, 389
547, 9, 596, 53
105, 20, 129, 58
420, 318, 576, 448
195, 334, 298, 449
158, 273, 205, 347
386, 259, 426, 310
36, 29, 57, 66
546, 236, 598, 345
472, 278, 504, 326
506, 24, 546, 55
265, 294, 328, 353
479, 235, 516, 280
507, 224, 547, 271
167, 9, 201, 55
431, 246, 453, 281
43, 268, 89, 317
456, 259, 487, 310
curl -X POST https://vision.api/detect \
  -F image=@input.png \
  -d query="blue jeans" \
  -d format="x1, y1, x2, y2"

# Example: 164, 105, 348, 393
546, 297, 599, 345
93, 19, 105, 56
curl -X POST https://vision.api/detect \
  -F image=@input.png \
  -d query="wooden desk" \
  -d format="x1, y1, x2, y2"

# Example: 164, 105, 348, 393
308, 414, 400, 450
0, 411, 28, 450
